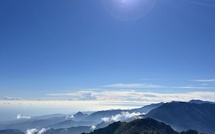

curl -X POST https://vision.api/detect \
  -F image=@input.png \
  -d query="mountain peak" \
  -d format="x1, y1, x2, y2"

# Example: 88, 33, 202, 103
74, 111, 85, 116
189, 99, 214, 104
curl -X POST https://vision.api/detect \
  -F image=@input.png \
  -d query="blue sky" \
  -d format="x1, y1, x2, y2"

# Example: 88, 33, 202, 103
1, 0, 215, 100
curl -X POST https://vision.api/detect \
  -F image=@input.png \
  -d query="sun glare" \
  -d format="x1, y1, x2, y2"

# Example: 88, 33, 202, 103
102, 0, 157, 21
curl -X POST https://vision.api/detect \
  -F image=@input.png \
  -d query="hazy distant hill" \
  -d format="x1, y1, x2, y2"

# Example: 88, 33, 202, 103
0, 129, 24, 134
0, 116, 66, 131
73, 112, 89, 121
83, 118, 199, 134
47, 119, 94, 129
146, 101, 215, 134
43, 126, 91, 134
0, 102, 162, 132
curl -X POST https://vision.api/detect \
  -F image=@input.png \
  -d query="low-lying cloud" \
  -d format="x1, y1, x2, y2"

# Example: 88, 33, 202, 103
65, 115, 74, 120
26, 128, 47, 134
17, 114, 31, 119
101, 112, 142, 122
90, 125, 96, 131
26, 128, 37, 134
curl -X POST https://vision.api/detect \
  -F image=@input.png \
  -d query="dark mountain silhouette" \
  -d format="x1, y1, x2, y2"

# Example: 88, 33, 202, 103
146, 101, 215, 134
83, 118, 199, 134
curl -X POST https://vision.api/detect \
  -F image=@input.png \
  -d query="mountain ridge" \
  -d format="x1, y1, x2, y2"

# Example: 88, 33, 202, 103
146, 101, 215, 134
83, 118, 199, 134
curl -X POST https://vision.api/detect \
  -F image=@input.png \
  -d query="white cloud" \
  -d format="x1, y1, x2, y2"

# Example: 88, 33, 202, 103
17, 114, 31, 119
103, 83, 164, 89
193, 79, 215, 82
38, 128, 47, 134
101, 117, 110, 122
90, 125, 96, 131
65, 115, 74, 120
26, 128, 38, 134
101, 112, 142, 122
26, 128, 47, 134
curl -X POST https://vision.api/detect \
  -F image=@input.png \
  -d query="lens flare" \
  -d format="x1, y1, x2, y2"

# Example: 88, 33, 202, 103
101, 0, 157, 21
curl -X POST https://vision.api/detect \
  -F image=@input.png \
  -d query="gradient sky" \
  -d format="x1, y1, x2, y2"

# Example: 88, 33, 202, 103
0, 0, 215, 100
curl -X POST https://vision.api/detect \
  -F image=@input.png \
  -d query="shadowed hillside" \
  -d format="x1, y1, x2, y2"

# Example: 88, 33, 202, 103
83, 118, 199, 134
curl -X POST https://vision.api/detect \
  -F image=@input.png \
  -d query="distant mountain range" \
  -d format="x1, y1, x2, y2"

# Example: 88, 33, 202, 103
1, 96, 23, 100
43, 126, 91, 134
83, 118, 199, 134
146, 101, 215, 134
0, 100, 214, 134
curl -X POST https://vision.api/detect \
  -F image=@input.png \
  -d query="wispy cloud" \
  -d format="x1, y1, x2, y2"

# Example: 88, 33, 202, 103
141, 79, 160, 81
172, 86, 214, 89
103, 83, 164, 89
193, 79, 215, 82
46, 90, 215, 103
184, 0, 215, 8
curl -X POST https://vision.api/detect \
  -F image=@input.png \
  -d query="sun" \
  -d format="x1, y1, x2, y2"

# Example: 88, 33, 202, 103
101, 0, 157, 21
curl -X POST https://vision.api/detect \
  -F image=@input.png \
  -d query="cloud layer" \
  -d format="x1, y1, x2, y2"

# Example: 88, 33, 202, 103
101, 112, 142, 122
47, 90, 215, 103
193, 79, 215, 82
